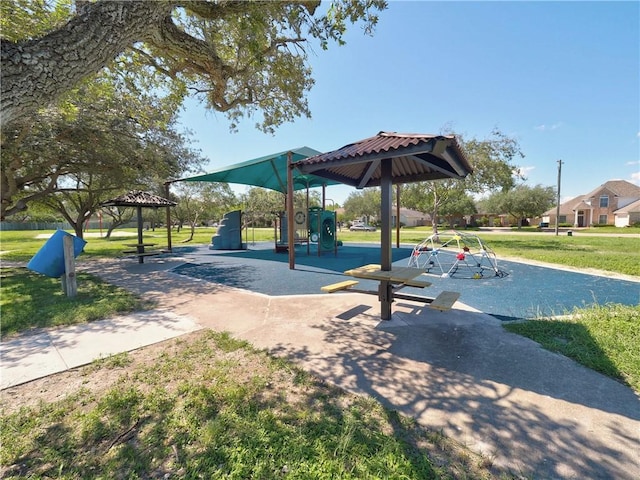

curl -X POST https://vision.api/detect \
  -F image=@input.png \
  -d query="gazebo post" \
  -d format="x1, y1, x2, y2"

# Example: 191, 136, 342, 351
379, 158, 393, 320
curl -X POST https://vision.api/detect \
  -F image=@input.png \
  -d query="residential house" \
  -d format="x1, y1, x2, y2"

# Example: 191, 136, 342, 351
542, 180, 640, 227
392, 207, 431, 227
614, 198, 640, 227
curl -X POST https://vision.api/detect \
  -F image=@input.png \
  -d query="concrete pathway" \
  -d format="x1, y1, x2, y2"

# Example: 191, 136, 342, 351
1, 256, 639, 479
1, 310, 200, 389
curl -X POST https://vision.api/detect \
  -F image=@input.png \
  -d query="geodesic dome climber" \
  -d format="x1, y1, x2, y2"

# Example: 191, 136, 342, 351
408, 230, 506, 278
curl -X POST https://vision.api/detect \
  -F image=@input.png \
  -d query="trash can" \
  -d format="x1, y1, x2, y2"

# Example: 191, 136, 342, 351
567, 230, 573, 237
27, 230, 87, 277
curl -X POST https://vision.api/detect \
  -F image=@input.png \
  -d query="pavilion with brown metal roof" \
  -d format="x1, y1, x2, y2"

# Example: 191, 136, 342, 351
290, 131, 473, 319
101, 190, 177, 263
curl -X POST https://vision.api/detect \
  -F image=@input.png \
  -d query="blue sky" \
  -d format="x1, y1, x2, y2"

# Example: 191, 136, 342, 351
178, 0, 640, 205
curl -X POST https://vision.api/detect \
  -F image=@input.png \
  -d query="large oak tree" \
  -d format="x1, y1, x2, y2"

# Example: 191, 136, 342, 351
1, 0, 386, 129
399, 129, 525, 233
1, 73, 204, 220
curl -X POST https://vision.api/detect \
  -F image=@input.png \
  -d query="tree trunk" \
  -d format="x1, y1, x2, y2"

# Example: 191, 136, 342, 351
1, 1, 172, 127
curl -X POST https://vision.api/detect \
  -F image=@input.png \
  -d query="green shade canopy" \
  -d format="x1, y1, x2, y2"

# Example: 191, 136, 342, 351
176, 147, 340, 193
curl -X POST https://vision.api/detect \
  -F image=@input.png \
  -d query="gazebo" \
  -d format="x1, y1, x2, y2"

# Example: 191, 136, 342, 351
101, 190, 177, 263
293, 132, 473, 319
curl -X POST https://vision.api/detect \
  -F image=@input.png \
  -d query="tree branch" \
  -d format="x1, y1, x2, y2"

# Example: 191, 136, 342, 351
1, 1, 173, 127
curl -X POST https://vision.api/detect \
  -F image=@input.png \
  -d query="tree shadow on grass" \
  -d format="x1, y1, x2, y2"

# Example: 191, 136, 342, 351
504, 318, 636, 391
267, 304, 640, 479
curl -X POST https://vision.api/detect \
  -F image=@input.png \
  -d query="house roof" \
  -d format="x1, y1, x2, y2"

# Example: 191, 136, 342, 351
396, 207, 430, 218
615, 198, 640, 214
543, 196, 587, 216
101, 190, 177, 208
294, 132, 472, 188
544, 179, 640, 216
583, 180, 640, 199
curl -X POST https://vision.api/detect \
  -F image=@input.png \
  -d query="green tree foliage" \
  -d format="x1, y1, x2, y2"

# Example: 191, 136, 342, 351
241, 188, 286, 228
0, 0, 73, 42
171, 182, 238, 240
482, 184, 556, 228
461, 128, 524, 194
1, 74, 205, 222
439, 191, 477, 228
401, 129, 525, 233
1, 0, 387, 128
343, 188, 381, 223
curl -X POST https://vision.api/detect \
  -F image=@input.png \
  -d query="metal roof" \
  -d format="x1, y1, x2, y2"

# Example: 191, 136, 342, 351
294, 132, 473, 188
101, 190, 177, 207
176, 147, 340, 193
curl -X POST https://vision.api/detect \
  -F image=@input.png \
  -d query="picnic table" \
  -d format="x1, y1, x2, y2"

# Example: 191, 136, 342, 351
123, 243, 160, 263
322, 263, 459, 319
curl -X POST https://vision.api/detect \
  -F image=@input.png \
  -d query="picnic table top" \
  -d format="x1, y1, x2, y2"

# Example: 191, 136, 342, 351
344, 264, 427, 283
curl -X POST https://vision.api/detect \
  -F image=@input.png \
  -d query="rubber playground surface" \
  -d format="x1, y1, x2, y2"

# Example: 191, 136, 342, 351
173, 242, 639, 320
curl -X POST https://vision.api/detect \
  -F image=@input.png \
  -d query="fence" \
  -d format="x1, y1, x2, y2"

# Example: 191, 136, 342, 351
0, 221, 139, 231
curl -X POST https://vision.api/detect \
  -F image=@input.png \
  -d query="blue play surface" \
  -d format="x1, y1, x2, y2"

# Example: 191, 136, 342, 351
173, 242, 639, 321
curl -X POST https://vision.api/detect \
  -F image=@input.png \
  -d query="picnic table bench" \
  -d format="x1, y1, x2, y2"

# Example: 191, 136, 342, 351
321, 264, 460, 318
122, 243, 165, 263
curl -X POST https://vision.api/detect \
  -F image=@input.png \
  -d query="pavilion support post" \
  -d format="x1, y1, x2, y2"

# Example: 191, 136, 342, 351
165, 182, 173, 252
136, 205, 144, 264
379, 158, 393, 320
287, 152, 295, 269
396, 184, 401, 248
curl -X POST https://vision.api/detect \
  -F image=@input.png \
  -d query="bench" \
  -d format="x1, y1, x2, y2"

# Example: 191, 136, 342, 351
430, 291, 460, 311
321, 280, 360, 293
123, 248, 169, 256
403, 278, 432, 288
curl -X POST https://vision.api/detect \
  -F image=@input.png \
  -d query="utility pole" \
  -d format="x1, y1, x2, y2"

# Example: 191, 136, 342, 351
555, 159, 563, 236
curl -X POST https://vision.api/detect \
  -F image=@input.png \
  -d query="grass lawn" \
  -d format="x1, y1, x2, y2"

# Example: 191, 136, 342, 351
2, 226, 639, 276
504, 303, 640, 392
394, 227, 640, 277
0, 226, 638, 478
0, 330, 503, 479
0, 267, 153, 339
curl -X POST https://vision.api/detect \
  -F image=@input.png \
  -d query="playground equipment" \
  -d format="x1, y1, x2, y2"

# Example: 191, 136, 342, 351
408, 230, 505, 278
308, 207, 337, 253
275, 207, 338, 255
210, 209, 243, 250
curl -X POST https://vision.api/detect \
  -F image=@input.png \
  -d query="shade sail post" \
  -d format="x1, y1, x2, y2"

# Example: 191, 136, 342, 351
287, 152, 295, 269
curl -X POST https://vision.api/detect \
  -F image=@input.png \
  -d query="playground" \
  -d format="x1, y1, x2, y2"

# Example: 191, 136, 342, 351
172, 241, 639, 321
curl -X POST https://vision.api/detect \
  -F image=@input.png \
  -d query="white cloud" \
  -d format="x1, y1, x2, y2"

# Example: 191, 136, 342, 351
631, 171, 640, 184
518, 166, 536, 178
534, 122, 563, 132
637, 131, 640, 138
626, 160, 640, 166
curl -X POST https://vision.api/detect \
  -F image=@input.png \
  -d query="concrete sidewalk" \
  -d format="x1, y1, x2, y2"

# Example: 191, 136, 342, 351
2, 257, 639, 479
1, 310, 200, 389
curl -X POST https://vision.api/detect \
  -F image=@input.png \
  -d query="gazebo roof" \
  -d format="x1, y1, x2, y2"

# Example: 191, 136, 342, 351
101, 190, 176, 208
294, 132, 472, 188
